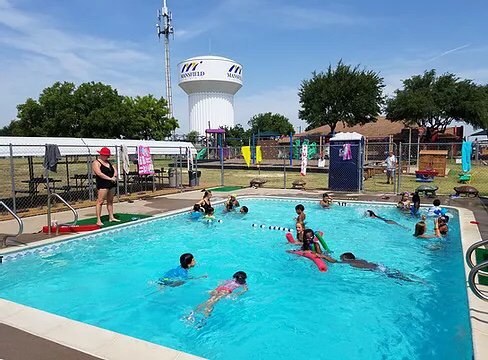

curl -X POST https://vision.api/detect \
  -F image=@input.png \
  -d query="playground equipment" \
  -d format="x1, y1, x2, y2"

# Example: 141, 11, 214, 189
196, 148, 207, 160
205, 128, 228, 160
293, 139, 318, 160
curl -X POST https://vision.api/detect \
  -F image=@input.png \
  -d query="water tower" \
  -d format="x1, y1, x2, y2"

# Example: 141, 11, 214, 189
178, 56, 243, 135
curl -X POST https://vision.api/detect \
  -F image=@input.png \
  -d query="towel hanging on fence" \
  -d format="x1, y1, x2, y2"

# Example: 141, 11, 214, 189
120, 145, 130, 174
137, 145, 154, 175
342, 143, 352, 161
241, 146, 251, 167
461, 141, 472, 173
187, 146, 194, 170
300, 144, 308, 176
43, 144, 62, 172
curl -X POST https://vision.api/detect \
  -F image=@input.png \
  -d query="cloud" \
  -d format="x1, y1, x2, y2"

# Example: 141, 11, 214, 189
0, 0, 162, 126
235, 87, 306, 131
427, 44, 471, 62
175, 0, 367, 41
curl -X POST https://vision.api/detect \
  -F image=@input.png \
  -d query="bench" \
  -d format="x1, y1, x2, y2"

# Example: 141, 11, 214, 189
292, 181, 306, 190
250, 179, 267, 188
416, 186, 439, 198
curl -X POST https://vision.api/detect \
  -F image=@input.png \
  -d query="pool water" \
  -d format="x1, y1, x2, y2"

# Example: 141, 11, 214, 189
0, 198, 473, 359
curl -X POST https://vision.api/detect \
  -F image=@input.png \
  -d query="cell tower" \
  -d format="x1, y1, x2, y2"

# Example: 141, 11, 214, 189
157, 0, 174, 118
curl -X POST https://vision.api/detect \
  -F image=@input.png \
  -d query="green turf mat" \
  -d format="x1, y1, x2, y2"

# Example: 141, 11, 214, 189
76, 213, 152, 228
475, 248, 488, 286
208, 186, 243, 192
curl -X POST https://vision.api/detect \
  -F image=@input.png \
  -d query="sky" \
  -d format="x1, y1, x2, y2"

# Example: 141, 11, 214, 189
0, 0, 487, 136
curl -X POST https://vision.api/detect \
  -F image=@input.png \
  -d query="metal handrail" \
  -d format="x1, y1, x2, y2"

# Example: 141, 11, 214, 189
468, 260, 488, 302
47, 193, 78, 235
465, 239, 488, 269
0, 201, 24, 247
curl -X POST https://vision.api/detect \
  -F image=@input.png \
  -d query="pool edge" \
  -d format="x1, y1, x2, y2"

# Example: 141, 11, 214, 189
0, 298, 204, 360
1, 195, 486, 359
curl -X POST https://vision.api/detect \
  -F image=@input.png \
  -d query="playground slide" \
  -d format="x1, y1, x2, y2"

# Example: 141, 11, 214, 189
196, 148, 207, 160
307, 142, 318, 160
293, 139, 318, 160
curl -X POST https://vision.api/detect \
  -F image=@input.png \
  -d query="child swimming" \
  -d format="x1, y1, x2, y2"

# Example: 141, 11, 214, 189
426, 199, 442, 217
157, 253, 206, 287
294, 222, 305, 243
414, 216, 441, 238
295, 204, 306, 224
190, 204, 204, 219
411, 191, 421, 216
365, 210, 407, 228
193, 271, 248, 317
289, 229, 335, 261
338, 252, 414, 282
319, 193, 333, 208
224, 195, 240, 212
397, 192, 411, 211
239, 206, 249, 214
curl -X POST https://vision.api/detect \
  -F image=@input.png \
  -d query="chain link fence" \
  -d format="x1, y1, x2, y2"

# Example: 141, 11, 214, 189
1, 141, 487, 218
0, 144, 209, 218
397, 142, 488, 196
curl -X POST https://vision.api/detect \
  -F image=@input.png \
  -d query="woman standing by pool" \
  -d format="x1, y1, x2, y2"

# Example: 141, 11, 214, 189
92, 147, 119, 226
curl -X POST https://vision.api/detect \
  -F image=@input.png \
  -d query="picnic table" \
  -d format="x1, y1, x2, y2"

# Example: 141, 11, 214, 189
19, 177, 61, 195
71, 174, 93, 190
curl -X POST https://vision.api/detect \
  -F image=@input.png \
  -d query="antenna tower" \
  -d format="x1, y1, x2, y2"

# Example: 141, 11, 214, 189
157, 0, 174, 119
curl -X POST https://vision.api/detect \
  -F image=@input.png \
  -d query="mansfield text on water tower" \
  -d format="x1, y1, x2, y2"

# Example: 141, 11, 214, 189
178, 56, 243, 135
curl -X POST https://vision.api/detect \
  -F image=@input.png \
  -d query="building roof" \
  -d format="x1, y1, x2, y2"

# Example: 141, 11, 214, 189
330, 132, 364, 141
295, 117, 416, 138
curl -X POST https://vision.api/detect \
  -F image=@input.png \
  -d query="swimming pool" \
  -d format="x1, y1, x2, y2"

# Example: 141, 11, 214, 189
0, 197, 473, 359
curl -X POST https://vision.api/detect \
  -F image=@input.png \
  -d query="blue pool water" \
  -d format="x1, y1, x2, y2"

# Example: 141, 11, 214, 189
0, 198, 472, 359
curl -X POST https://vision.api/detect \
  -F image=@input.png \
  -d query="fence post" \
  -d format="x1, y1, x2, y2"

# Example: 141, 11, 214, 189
283, 146, 287, 189
220, 146, 224, 186
179, 147, 183, 191
195, 148, 199, 187
396, 142, 402, 195
9, 144, 16, 213
115, 145, 120, 202
87, 151, 94, 201
475, 142, 479, 164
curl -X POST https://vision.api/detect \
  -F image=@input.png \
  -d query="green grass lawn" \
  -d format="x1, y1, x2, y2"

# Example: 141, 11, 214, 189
199, 162, 488, 196
2, 157, 487, 205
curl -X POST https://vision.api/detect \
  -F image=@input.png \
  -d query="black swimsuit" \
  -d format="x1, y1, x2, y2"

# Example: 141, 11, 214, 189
201, 199, 212, 212
95, 160, 115, 190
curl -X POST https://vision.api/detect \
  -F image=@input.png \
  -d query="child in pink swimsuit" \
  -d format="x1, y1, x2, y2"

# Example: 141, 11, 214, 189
195, 271, 248, 317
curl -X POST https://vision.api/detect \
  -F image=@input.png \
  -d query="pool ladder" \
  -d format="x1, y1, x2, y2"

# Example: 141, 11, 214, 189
0, 201, 24, 247
465, 239, 488, 301
47, 193, 79, 235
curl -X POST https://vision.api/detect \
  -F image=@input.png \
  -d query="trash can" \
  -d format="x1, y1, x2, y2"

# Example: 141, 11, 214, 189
189, 170, 202, 187
328, 132, 365, 192
168, 168, 181, 188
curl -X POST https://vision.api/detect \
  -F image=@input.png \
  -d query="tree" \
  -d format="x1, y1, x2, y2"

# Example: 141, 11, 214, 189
122, 95, 178, 140
222, 124, 251, 146
186, 130, 199, 144
247, 112, 294, 135
0, 81, 178, 139
299, 61, 385, 133
386, 70, 488, 141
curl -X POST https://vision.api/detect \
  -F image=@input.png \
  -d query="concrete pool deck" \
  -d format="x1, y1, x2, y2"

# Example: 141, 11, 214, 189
1, 188, 488, 359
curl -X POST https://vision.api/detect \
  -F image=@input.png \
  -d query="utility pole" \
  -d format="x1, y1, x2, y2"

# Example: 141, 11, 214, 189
157, 0, 174, 137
